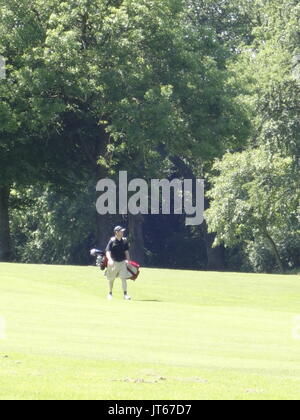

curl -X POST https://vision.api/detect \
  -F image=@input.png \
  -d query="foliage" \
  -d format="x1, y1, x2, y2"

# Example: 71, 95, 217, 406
205, 0, 300, 273
10, 185, 96, 265
1, 0, 299, 272
205, 147, 299, 272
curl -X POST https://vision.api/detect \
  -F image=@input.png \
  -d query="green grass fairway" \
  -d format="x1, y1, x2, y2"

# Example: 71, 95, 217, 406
1, 263, 300, 400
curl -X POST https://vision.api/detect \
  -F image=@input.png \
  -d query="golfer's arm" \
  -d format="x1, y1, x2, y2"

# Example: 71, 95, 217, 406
106, 251, 113, 263
125, 250, 130, 261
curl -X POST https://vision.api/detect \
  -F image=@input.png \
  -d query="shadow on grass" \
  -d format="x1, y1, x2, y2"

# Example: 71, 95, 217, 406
136, 299, 162, 302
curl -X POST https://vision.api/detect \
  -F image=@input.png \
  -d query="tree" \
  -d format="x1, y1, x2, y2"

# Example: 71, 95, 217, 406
205, 147, 299, 273
2, 0, 259, 268
203, 0, 300, 273
0, 0, 111, 259
0, 0, 64, 260
1, 0, 251, 265
232, 0, 300, 164
10, 185, 96, 265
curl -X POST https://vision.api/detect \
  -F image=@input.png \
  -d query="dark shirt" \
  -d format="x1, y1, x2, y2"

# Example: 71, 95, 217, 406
106, 237, 129, 262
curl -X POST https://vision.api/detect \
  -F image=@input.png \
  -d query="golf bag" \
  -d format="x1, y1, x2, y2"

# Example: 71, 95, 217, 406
126, 260, 140, 281
90, 248, 108, 271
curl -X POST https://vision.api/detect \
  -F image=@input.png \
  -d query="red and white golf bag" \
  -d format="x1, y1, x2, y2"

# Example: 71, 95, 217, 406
126, 260, 140, 281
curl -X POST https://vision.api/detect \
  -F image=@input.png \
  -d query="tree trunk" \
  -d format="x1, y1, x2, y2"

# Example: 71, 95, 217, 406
0, 186, 11, 262
202, 194, 225, 270
264, 229, 284, 273
128, 213, 145, 265
95, 213, 115, 250
202, 219, 225, 270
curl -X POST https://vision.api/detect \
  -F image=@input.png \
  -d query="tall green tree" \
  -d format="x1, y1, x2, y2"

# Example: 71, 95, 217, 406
1, 0, 251, 264
0, 0, 108, 259
205, 0, 300, 272
205, 147, 299, 273
233, 0, 300, 163
0, 0, 56, 260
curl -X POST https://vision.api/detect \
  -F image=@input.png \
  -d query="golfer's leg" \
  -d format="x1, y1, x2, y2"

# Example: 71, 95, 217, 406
114, 262, 127, 293
121, 277, 128, 293
120, 261, 130, 298
109, 277, 115, 293
106, 265, 117, 295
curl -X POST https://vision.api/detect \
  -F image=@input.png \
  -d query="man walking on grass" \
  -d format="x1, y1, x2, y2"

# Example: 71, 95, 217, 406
105, 226, 131, 300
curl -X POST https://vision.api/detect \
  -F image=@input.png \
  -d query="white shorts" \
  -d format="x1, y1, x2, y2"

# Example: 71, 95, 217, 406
105, 260, 128, 282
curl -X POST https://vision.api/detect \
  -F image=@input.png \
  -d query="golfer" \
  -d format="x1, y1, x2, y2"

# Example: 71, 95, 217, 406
105, 226, 131, 300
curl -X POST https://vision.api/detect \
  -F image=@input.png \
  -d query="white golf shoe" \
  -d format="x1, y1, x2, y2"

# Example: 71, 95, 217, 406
107, 293, 113, 300
124, 294, 131, 301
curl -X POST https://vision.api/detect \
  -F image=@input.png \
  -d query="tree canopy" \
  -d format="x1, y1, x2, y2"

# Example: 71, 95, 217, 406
0, 0, 299, 272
